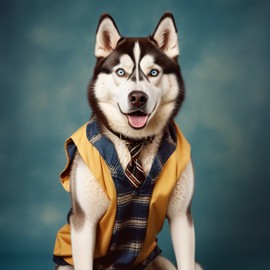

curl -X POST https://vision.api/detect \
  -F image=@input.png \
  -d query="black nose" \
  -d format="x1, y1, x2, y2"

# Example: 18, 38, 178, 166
128, 91, 148, 109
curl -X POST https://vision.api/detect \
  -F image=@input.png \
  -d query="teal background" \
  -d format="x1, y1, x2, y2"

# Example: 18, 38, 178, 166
1, 0, 270, 269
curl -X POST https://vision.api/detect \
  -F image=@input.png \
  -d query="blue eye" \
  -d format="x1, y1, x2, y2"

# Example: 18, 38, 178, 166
116, 68, 126, 77
149, 69, 159, 77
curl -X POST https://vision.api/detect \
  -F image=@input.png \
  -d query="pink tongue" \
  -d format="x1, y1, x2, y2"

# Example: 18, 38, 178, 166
127, 115, 148, 129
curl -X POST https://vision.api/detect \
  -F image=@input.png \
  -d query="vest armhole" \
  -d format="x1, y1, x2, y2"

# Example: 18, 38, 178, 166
60, 138, 77, 192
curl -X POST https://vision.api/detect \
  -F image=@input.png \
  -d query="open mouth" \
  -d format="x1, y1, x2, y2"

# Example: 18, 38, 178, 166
127, 111, 149, 129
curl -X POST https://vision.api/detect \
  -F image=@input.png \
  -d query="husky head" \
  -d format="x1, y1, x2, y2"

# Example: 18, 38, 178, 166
88, 13, 185, 138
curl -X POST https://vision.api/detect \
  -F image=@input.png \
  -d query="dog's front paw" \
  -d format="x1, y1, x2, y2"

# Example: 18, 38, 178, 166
195, 262, 204, 270
55, 265, 74, 270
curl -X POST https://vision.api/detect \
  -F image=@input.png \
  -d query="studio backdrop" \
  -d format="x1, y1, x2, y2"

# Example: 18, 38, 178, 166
0, 1, 269, 270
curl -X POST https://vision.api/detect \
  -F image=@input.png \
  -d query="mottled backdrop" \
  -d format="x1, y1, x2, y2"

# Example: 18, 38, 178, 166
0, 0, 270, 269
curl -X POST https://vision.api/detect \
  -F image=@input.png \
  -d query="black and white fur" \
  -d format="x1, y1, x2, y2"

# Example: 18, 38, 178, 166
56, 13, 202, 270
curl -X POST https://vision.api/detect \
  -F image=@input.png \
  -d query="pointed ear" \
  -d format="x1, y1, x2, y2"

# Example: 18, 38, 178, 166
95, 14, 121, 58
151, 12, 179, 58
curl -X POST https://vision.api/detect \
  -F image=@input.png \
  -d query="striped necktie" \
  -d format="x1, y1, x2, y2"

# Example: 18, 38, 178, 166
125, 142, 145, 188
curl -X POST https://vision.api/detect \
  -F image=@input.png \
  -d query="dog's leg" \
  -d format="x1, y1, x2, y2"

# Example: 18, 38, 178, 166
167, 160, 196, 270
70, 218, 96, 270
69, 154, 110, 270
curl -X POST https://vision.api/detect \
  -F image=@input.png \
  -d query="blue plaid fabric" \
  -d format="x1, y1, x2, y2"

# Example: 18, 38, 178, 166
85, 118, 177, 270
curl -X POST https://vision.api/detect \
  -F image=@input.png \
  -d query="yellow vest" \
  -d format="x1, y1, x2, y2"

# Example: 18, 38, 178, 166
53, 121, 191, 265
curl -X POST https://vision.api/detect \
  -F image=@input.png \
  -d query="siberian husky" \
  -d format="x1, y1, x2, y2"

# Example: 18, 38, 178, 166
54, 12, 202, 270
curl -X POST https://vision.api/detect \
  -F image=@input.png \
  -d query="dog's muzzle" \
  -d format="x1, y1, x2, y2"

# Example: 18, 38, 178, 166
127, 91, 149, 129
